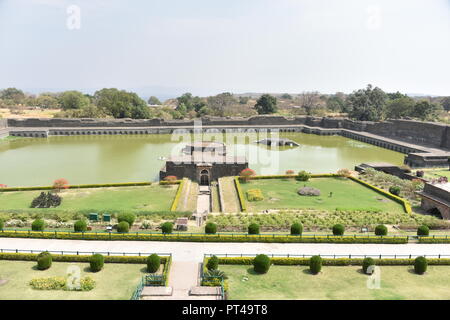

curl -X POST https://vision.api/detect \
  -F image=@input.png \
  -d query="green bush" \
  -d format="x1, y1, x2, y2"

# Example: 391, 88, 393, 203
248, 223, 260, 235
31, 219, 45, 231
246, 189, 264, 201
118, 213, 136, 227
0, 219, 3, 230
89, 254, 104, 272
207, 255, 219, 271
205, 222, 217, 234
332, 224, 345, 236
74, 220, 87, 232
116, 221, 129, 233
362, 257, 375, 274
374, 225, 388, 236
389, 186, 401, 196
290, 222, 303, 235
37, 251, 52, 270
309, 255, 322, 274
161, 222, 173, 234
297, 170, 311, 181
414, 256, 427, 274
253, 254, 271, 274
417, 225, 430, 236
147, 254, 161, 273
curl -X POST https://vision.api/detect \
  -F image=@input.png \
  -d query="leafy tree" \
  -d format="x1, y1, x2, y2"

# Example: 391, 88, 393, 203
53, 178, 69, 192
176, 93, 205, 113
206, 92, 236, 117
281, 93, 292, 100
254, 94, 277, 114
411, 100, 442, 120
238, 96, 250, 104
36, 94, 60, 109
387, 91, 408, 100
148, 96, 161, 105
59, 91, 90, 110
386, 97, 415, 119
326, 94, 346, 112
298, 91, 321, 115
0, 88, 25, 105
347, 84, 387, 121
94, 88, 150, 119
441, 97, 450, 111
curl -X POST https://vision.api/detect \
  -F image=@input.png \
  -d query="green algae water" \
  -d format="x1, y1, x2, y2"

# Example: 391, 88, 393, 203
0, 132, 404, 187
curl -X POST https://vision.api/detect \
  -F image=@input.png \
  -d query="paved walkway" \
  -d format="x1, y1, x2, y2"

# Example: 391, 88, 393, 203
3, 238, 450, 262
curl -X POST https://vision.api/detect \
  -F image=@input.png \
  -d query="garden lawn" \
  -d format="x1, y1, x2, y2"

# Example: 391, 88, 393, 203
240, 178, 404, 212
0, 261, 147, 300
0, 185, 178, 213
222, 265, 450, 300
425, 169, 450, 180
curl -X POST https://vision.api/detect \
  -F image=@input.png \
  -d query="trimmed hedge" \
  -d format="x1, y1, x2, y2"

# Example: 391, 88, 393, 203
414, 256, 427, 274
37, 251, 52, 270
253, 254, 271, 274
290, 222, 303, 236
170, 180, 185, 211
32, 219, 45, 231
332, 224, 345, 236
89, 254, 104, 272
309, 256, 322, 274
362, 257, 375, 274
205, 222, 217, 234
161, 222, 173, 234
374, 225, 388, 236
417, 225, 430, 236
0, 219, 3, 231
389, 186, 401, 196
0, 230, 409, 243
74, 220, 87, 232
206, 255, 219, 271
147, 254, 161, 273
248, 223, 260, 235
117, 221, 130, 233
234, 177, 247, 212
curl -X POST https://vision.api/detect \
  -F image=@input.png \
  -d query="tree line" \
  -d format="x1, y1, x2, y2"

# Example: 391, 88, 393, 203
0, 85, 449, 122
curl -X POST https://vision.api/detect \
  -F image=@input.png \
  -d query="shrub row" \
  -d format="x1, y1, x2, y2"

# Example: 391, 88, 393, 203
207, 256, 450, 266
0, 230, 408, 243
170, 180, 185, 211
0, 182, 153, 192
239, 174, 341, 181
234, 177, 247, 212
159, 180, 182, 186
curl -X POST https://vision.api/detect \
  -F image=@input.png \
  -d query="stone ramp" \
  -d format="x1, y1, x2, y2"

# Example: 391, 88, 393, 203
218, 177, 240, 213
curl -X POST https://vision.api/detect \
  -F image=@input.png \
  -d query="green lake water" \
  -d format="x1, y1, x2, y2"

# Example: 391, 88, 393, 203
0, 133, 404, 187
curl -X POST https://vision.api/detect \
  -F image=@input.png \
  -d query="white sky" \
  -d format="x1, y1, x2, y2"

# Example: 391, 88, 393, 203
0, 0, 449, 97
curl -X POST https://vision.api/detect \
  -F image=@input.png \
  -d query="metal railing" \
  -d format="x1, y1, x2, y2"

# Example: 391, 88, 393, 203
0, 248, 172, 257
204, 253, 450, 259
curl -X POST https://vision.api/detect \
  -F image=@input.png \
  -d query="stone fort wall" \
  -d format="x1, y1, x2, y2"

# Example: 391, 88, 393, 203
7, 116, 450, 150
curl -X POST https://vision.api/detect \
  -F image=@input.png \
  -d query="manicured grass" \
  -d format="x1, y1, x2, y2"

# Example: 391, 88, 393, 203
0, 185, 178, 213
240, 178, 404, 212
219, 177, 240, 213
0, 261, 148, 300
425, 169, 450, 179
222, 265, 450, 300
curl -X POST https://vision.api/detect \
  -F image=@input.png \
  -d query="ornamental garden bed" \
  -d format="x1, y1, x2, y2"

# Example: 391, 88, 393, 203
238, 177, 405, 213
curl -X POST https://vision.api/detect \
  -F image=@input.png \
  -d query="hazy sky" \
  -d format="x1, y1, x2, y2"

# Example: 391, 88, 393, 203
0, 0, 449, 98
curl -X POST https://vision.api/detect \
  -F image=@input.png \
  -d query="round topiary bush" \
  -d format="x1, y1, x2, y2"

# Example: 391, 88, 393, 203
414, 256, 427, 274
90, 254, 104, 272
161, 222, 173, 234
290, 222, 303, 235
37, 251, 52, 270
207, 255, 219, 271
32, 219, 45, 231
332, 224, 345, 236
374, 224, 388, 236
417, 225, 430, 236
362, 257, 375, 274
309, 255, 322, 275
117, 221, 129, 233
0, 219, 3, 231
297, 170, 311, 182
389, 186, 401, 196
74, 220, 87, 232
248, 223, 260, 235
147, 254, 161, 273
205, 222, 217, 234
118, 213, 136, 227
253, 254, 271, 274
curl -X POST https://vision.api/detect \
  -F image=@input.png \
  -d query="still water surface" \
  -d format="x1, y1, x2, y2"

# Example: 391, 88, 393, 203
0, 133, 404, 187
